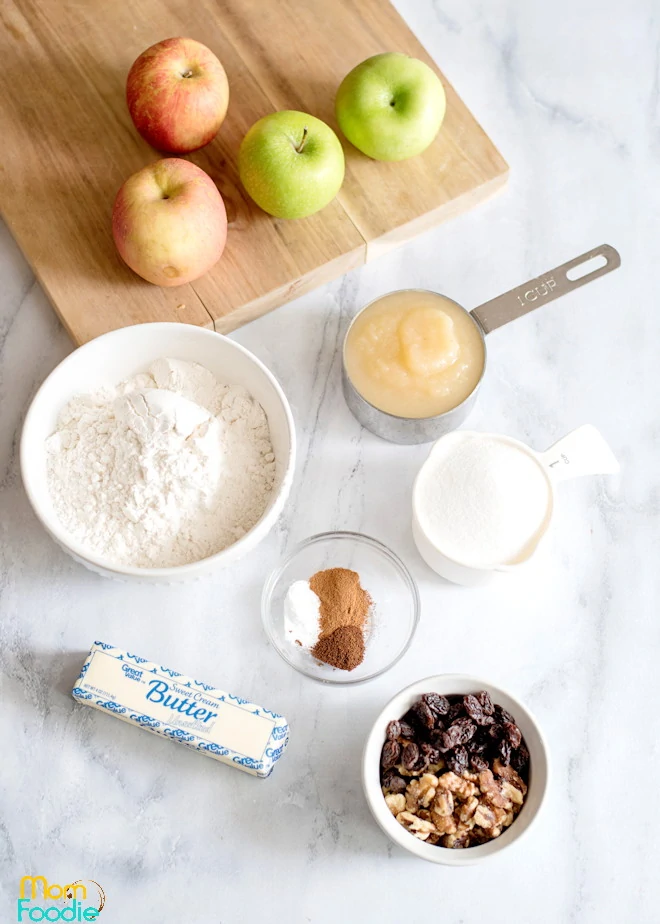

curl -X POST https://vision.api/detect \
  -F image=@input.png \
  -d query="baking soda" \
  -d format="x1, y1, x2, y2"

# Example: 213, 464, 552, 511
283, 580, 321, 647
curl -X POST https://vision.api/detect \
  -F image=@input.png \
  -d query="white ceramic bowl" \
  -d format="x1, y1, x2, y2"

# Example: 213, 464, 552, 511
363, 675, 549, 865
21, 323, 296, 583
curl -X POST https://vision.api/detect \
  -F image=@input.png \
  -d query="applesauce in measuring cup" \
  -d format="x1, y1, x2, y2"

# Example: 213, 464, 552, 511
343, 290, 485, 419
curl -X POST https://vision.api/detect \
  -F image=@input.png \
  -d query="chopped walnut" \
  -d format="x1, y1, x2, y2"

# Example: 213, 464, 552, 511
430, 812, 457, 835
501, 780, 524, 806
478, 769, 510, 808
474, 802, 497, 829
385, 793, 406, 817
396, 811, 437, 840
493, 758, 528, 796
437, 772, 476, 800
406, 773, 438, 811
432, 789, 454, 817
458, 795, 479, 823
443, 830, 471, 848
492, 806, 515, 829
477, 769, 495, 790
492, 805, 512, 828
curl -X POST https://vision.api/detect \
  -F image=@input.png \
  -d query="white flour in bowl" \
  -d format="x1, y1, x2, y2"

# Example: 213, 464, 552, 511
45, 358, 276, 568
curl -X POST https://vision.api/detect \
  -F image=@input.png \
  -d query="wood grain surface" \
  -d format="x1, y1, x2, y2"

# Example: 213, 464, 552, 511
0, 0, 508, 344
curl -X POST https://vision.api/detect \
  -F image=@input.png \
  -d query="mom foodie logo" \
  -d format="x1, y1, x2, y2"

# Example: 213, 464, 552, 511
17, 877, 106, 922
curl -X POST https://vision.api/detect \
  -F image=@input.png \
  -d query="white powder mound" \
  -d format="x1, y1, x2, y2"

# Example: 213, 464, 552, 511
45, 358, 276, 568
415, 433, 551, 566
283, 580, 321, 648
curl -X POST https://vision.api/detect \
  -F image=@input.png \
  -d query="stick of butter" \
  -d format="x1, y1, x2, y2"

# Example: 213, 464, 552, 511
72, 642, 289, 778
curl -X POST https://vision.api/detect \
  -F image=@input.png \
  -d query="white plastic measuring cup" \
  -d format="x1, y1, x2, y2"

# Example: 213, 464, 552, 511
412, 425, 619, 586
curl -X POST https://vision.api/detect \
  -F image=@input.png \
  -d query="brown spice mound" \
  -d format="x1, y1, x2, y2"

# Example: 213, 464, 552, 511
312, 625, 365, 671
309, 567, 371, 671
310, 567, 371, 638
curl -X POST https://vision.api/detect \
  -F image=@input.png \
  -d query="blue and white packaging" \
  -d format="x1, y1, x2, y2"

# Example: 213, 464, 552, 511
72, 642, 289, 778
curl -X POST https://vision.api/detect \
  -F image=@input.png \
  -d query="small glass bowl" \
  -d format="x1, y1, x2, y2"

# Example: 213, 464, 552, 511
261, 531, 420, 684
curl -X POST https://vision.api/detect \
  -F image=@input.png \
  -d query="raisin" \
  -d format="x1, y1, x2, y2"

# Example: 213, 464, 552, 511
442, 718, 476, 749
463, 694, 482, 720
472, 724, 492, 745
476, 690, 495, 715
489, 723, 504, 741
401, 741, 420, 771
463, 694, 495, 726
447, 702, 465, 722
429, 728, 449, 751
381, 739, 401, 769
385, 720, 401, 740
503, 722, 522, 749
467, 738, 488, 757
470, 754, 489, 771
495, 705, 516, 725
411, 699, 435, 731
422, 693, 451, 716
511, 743, 530, 773
421, 742, 441, 765
446, 745, 469, 774
497, 739, 512, 766
398, 720, 416, 740
411, 751, 430, 774
401, 709, 418, 728
381, 768, 407, 794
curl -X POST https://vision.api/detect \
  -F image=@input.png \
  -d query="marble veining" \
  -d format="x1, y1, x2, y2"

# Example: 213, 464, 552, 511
1, 0, 658, 921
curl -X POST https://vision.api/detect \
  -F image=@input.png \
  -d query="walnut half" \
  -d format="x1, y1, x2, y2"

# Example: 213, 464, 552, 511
396, 811, 437, 841
405, 773, 438, 811
385, 793, 406, 817
437, 772, 476, 800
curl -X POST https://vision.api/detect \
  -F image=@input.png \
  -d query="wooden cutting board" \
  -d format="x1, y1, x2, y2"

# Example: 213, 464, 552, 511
0, 0, 508, 345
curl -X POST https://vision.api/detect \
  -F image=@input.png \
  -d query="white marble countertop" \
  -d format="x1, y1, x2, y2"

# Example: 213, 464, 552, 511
1, 0, 657, 920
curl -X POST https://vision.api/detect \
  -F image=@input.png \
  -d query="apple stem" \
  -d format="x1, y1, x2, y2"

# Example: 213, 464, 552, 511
295, 127, 309, 153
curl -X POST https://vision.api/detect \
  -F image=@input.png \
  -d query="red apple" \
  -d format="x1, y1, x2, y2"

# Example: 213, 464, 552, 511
112, 158, 227, 286
126, 37, 229, 154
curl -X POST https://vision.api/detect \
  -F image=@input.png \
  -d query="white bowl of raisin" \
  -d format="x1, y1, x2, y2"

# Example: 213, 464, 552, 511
362, 675, 549, 864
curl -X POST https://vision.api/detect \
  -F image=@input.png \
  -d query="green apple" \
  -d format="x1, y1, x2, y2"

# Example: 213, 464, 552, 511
238, 111, 345, 219
336, 53, 446, 161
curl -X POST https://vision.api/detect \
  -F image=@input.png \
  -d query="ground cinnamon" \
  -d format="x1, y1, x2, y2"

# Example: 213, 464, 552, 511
310, 567, 371, 638
312, 625, 365, 671
309, 567, 371, 671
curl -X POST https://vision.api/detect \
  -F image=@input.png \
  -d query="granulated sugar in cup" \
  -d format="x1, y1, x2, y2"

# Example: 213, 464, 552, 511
412, 425, 619, 585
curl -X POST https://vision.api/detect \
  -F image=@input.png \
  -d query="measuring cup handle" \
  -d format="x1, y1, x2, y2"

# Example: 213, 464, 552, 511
538, 425, 620, 483
470, 244, 621, 334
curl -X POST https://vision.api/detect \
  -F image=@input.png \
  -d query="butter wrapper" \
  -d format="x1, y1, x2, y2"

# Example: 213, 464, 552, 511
72, 642, 289, 778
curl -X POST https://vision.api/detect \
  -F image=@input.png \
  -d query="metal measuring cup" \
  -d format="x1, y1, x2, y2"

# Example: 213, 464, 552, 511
341, 244, 621, 444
